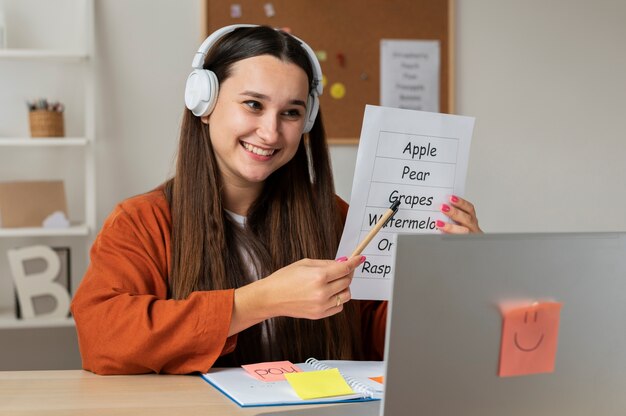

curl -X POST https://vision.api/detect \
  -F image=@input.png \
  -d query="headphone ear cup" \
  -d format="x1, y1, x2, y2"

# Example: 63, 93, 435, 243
303, 92, 319, 134
184, 69, 219, 117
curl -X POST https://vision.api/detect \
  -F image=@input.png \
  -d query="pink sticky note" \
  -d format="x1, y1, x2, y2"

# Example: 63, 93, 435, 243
498, 301, 562, 377
241, 361, 302, 382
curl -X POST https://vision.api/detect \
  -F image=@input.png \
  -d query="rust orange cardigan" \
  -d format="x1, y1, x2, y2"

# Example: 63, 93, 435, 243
71, 189, 387, 374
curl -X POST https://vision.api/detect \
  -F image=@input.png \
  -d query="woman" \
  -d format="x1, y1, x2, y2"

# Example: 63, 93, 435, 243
71, 25, 481, 375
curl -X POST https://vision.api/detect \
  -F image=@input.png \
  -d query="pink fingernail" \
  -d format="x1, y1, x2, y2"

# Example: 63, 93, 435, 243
336, 256, 348, 262
441, 204, 451, 213
436, 220, 446, 228
450, 195, 459, 203
359, 256, 366, 264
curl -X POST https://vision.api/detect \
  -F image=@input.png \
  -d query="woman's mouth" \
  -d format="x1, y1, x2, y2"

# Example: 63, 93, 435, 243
241, 141, 277, 157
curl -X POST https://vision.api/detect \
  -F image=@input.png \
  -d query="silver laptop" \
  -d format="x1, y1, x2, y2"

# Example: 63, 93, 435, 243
261, 232, 626, 416
383, 232, 626, 416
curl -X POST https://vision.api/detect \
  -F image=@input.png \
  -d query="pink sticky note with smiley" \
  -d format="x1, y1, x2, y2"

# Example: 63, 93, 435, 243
498, 301, 562, 377
242, 361, 302, 382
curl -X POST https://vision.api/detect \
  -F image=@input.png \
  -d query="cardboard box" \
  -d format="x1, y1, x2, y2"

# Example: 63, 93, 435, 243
0, 181, 68, 228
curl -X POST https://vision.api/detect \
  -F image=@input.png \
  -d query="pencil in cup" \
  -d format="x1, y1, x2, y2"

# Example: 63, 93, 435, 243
350, 200, 400, 257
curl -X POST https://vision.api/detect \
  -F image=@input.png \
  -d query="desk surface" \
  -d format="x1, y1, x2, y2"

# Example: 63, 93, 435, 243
0, 370, 366, 416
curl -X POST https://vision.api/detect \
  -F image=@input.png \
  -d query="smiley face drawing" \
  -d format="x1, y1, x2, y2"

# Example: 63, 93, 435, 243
513, 309, 545, 352
498, 301, 562, 377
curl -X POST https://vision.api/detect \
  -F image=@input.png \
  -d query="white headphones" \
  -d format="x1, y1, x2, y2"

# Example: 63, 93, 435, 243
184, 24, 323, 134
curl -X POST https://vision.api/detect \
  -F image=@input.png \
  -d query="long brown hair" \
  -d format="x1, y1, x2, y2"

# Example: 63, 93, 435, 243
163, 26, 362, 365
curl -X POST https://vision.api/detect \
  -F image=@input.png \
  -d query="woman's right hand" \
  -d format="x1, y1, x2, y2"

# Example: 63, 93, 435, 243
262, 255, 365, 319
229, 256, 364, 336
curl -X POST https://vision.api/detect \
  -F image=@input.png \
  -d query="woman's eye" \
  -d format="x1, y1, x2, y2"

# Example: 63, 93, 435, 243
244, 100, 262, 111
283, 109, 302, 119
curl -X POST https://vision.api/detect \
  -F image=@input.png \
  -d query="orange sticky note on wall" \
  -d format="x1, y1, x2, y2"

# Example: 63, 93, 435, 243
242, 361, 302, 382
498, 301, 562, 377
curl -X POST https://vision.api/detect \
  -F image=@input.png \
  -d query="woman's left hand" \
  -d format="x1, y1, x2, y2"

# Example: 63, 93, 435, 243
436, 195, 482, 234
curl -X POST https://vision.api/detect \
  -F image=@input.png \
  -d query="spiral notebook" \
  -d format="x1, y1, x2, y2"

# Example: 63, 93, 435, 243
201, 359, 385, 407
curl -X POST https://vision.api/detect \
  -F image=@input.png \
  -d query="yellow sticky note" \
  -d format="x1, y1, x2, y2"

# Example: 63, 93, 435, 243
284, 368, 354, 400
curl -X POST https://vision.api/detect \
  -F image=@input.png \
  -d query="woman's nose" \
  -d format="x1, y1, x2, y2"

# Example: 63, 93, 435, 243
257, 114, 280, 143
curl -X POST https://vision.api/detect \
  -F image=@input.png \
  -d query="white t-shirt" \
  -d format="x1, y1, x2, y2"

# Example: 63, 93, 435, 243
226, 210, 274, 356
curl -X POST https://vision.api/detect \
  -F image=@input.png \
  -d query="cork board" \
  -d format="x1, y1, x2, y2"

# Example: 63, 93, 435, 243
203, 0, 454, 143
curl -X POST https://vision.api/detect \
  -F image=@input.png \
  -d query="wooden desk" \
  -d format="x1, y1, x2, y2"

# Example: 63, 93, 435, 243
0, 370, 362, 415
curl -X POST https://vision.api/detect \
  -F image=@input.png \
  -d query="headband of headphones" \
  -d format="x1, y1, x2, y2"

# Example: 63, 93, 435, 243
184, 24, 323, 133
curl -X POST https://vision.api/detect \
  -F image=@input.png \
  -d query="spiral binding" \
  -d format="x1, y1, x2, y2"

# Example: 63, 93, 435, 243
304, 358, 375, 399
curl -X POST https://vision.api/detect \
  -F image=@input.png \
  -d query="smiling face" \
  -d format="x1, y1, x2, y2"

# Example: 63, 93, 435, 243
498, 301, 562, 377
513, 309, 545, 352
202, 54, 309, 202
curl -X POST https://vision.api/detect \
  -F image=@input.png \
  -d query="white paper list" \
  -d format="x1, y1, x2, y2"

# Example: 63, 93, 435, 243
380, 39, 440, 112
337, 105, 475, 300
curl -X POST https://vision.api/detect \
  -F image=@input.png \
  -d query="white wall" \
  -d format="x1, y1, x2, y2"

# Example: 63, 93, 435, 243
456, 0, 626, 232
94, 0, 200, 224
2, 0, 626, 369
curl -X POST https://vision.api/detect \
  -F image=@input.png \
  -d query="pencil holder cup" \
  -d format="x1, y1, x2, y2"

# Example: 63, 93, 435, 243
29, 110, 65, 138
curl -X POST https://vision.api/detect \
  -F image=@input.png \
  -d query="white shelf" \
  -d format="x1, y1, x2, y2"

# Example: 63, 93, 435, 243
0, 225, 89, 238
0, 49, 88, 62
0, 0, 96, 332
0, 138, 88, 147
0, 309, 75, 330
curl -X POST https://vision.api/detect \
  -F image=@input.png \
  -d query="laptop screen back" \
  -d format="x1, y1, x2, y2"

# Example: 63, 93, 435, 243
382, 232, 626, 416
